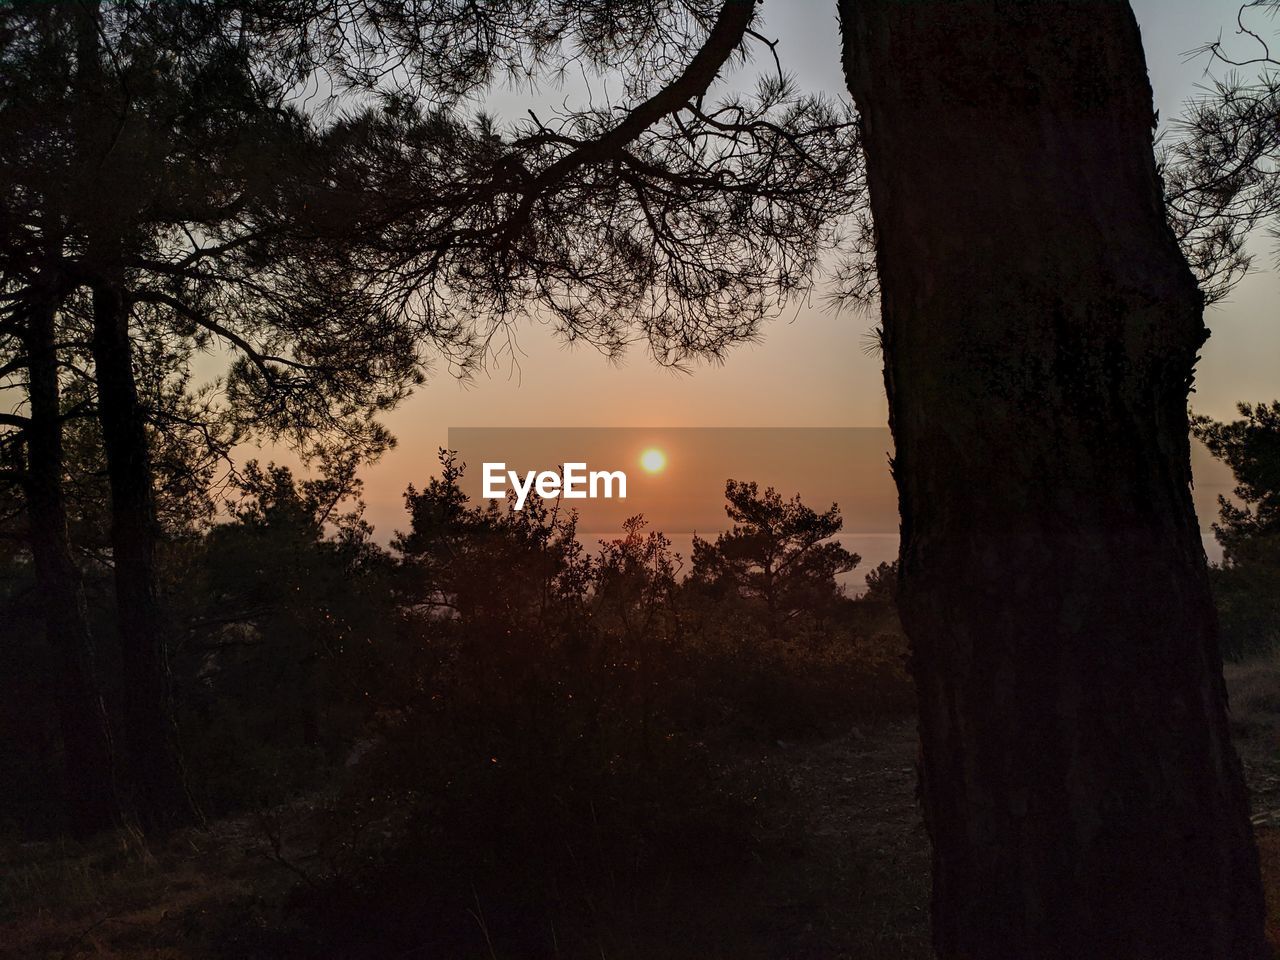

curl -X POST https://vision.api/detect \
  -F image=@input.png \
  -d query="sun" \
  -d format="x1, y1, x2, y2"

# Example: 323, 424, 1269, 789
639, 447, 666, 473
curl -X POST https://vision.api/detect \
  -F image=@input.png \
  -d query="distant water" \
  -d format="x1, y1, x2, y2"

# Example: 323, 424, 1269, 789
578, 531, 1226, 597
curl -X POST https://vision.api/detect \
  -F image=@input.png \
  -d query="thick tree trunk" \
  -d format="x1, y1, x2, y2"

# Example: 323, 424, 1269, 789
837, 2, 1270, 958
90, 277, 197, 833
21, 289, 121, 838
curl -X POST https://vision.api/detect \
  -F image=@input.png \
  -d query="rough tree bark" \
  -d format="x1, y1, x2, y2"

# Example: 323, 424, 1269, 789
837, 2, 1270, 958
90, 275, 197, 833
21, 284, 120, 837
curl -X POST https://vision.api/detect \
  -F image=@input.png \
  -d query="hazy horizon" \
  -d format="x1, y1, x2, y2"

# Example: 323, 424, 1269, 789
212, 0, 1276, 546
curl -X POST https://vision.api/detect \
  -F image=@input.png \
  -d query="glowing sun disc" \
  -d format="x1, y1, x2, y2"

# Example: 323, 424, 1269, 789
640, 448, 666, 473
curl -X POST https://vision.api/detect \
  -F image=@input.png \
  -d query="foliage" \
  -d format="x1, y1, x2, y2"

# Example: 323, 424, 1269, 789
689, 478, 859, 638
1160, 2, 1280, 304
1195, 401, 1280, 659
176, 455, 396, 813
253, 454, 909, 955
0, 431, 913, 956
0, 1, 866, 835
863, 559, 899, 604
1194, 401, 1280, 563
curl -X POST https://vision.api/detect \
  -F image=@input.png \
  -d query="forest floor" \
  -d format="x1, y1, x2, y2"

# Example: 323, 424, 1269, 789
4, 662, 1280, 959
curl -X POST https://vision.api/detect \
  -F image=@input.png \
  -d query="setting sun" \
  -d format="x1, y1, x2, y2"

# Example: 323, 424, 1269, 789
639, 447, 666, 473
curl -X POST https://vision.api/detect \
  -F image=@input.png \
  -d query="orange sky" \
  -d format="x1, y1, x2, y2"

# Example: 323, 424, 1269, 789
447, 428, 898, 535
221, 0, 1275, 553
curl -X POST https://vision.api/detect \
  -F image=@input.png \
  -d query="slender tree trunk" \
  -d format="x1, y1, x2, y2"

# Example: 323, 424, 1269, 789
21, 288, 121, 838
837, 2, 1270, 958
90, 277, 197, 833
66, 0, 192, 834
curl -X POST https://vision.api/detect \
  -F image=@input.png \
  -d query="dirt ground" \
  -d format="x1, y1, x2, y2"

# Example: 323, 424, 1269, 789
4, 663, 1280, 959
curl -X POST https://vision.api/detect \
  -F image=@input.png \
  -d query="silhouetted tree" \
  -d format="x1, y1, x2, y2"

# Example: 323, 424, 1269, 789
838, 2, 1268, 956
8, 4, 1264, 955
185, 453, 391, 803
3, 0, 860, 833
595, 517, 682, 754
1161, 2, 1280, 304
691, 480, 858, 639
0, 294, 120, 837
861, 559, 898, 605
1195, 401, 1280, 658
0, 4, 122, 834
0, 287, 244, 834
395, 451, 592, 638
1195, 401, 1280, 562
0, 0, 424, 831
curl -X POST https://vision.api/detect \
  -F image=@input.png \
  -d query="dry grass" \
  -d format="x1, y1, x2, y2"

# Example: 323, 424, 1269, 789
1226, 653, 1280, 827
5, 667, 1280, 960
0, 809, 313, 960
1225, 654, 1280, 951
0, 724, 929, 960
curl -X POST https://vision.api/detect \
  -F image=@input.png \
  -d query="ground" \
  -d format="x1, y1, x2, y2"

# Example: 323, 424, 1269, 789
4, 662, 1279, 959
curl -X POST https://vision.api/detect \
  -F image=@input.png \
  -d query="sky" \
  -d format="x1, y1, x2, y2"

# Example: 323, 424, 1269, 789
243, 0, 1280, 547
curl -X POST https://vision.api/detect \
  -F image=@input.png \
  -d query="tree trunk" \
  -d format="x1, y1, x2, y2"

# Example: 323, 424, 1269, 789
837, 2, 1270, 958
90, 277, 197, 833
21, 288, 121, 838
